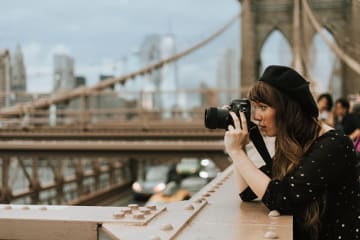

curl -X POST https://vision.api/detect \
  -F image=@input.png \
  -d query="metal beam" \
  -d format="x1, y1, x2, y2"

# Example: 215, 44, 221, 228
0, 166, 292, 240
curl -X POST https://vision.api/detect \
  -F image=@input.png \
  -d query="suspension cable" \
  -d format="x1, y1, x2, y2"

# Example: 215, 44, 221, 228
302, 0, 360, 75
292, 0, 303, 74
93, 12, 240, 91
0, 13, 240, 116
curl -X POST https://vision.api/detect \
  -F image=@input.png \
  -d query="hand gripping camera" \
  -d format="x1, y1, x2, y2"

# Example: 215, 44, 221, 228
204, 99, 251, 130
204, 99, 272, 166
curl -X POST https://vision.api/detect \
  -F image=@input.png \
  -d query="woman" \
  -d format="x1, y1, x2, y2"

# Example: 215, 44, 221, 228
317, 93, 334, 125
225, 65, 359, 240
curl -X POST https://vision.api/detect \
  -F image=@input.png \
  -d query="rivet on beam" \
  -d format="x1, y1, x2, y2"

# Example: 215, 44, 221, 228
184, 204, 194, 210
146, 205, 157, 211
133, 213, 145, 219
268, 210, 280, 217
113, 213, 125, 219
128, 204, 139, 210
160, 223, 174, 231
263, 230, 278, 239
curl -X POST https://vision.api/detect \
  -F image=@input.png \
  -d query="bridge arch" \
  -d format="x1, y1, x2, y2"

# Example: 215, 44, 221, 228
308, 27, 341, 98
259, 29, 293, 74
239, 0, 360, 96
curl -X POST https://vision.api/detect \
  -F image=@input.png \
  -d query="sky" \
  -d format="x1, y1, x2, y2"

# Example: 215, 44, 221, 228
1, 0, 336, 95
1, 0, 241, 93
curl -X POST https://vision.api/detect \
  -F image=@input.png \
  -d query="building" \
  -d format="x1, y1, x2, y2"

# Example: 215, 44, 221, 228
53, 54, 75, 93
0, 49, 11, 107
75, 76, 86, 88
11, 45, 26, 92
160, 34, 178, 118
139, 34, 178, 117
216, 48, 239, 104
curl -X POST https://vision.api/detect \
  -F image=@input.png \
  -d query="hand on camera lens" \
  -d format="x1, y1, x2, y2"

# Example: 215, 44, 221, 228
224, 111, 249, 154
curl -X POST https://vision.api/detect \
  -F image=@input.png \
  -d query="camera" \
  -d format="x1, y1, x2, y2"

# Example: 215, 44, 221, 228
204, 99, 273, 166
204, 99, 251, 130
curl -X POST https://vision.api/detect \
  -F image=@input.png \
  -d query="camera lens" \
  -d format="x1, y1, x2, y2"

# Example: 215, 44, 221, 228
204, 108, 219, 129
204, 107, 231, 130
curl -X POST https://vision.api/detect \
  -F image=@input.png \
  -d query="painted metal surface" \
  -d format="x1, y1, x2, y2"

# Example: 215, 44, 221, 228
0, 165, 292, 240
103, 166, 292, 240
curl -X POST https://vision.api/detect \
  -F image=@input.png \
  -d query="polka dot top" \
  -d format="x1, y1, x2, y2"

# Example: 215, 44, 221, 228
239, 130, 360, 240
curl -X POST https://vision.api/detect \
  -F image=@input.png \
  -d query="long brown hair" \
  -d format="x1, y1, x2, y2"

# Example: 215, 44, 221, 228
248, 81, 322, 237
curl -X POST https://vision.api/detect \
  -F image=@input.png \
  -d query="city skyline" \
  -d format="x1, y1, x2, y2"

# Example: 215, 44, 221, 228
1, 1, 339, 96
1, 0, 240, 93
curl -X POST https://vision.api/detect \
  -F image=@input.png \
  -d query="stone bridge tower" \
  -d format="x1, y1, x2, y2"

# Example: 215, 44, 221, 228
239, 0, 360, 97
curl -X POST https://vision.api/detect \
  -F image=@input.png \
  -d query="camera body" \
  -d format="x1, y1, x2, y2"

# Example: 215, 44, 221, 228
204, 99, 251, 130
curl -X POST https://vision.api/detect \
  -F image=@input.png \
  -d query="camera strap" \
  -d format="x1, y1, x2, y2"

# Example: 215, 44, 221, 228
248, 122, 273, 168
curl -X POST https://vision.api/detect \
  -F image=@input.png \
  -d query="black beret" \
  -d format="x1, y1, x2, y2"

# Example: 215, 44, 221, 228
259, 65, 319, 118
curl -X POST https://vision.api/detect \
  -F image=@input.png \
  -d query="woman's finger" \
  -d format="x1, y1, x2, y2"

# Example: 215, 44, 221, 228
239, 111, 248, 132
228, 125, 235, 131
229, 111, 241, 129
221, 105, 231, 110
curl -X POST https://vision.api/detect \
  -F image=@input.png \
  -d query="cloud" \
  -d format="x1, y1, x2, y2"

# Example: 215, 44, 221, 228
49, 44, 72, 56
3, 0, 240, 93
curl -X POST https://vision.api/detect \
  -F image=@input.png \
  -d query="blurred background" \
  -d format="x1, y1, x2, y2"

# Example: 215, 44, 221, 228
0, 0, 359, 207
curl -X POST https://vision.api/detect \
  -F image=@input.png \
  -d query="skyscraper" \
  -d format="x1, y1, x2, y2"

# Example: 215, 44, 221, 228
139, 34, 162, 111
0, 49, 11, 107
159, 34, 177, 118
11, 45, 27, 92
139, 34, 178, 117
217, 48, 239, 104
53, 54, 75, 93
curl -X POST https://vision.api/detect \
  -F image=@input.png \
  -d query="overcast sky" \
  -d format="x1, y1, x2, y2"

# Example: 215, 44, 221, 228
1, 0, 242, 92
1, 0, 336, 95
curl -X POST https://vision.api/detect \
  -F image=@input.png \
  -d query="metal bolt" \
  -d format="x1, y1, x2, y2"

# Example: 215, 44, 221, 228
160, 223, 174, 231
139, 207, 151, 215
268, 210, 280, 217
39, 206, 47, 211
184, 204, 194, 210
263, 230, 278, 239
121, 207, 132, 214
146, 205, 157, 211
133, 213, 145, 219
128, 204, 139, 210
113, 213, 125, 219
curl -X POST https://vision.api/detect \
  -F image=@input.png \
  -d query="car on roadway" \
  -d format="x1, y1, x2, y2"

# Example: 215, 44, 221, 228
132, 164, 178, 200
146, 181, 192, 206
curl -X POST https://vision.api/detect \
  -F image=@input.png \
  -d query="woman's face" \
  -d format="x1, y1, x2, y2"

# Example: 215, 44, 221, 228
317, 97, 328, 112
252, 101, 277, 137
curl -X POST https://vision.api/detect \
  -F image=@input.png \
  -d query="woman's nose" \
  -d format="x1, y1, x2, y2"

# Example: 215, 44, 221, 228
253, 109, 262, 121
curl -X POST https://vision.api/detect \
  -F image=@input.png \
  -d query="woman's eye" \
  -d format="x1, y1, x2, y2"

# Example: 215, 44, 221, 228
260, 105, 267, 110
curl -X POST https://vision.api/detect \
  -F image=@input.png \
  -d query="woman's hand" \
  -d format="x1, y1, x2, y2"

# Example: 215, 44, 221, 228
224, 111, 250, 156
350, 128, 360, 141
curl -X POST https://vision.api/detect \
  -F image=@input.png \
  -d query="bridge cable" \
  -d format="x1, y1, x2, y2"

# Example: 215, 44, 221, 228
292, 0, 304, 75
92, 12, 240, 91
0, 13, 240, 117
302, 0, 360, 76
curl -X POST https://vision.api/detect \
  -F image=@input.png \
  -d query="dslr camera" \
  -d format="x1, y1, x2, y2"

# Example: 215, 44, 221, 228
204, 99, 251, 130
